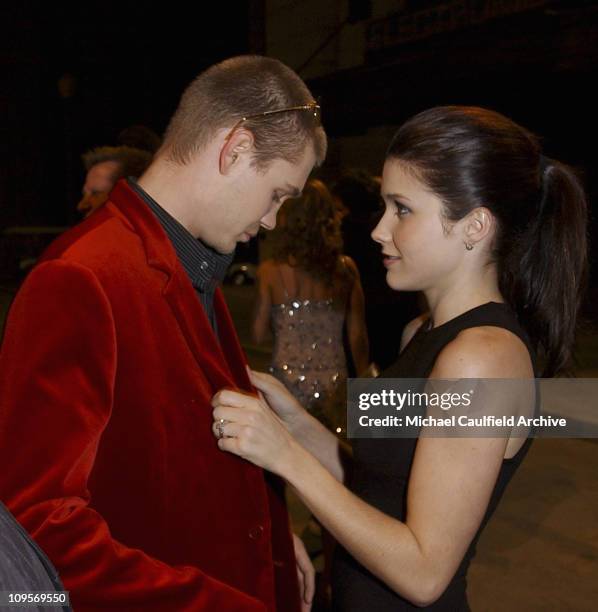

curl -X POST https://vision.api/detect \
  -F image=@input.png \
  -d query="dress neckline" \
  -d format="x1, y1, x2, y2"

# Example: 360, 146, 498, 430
422, 301, 509, 334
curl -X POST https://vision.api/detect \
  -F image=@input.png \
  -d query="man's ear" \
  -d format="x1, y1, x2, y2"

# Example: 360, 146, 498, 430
219, 128, 254, 175
463, 206, 494, 248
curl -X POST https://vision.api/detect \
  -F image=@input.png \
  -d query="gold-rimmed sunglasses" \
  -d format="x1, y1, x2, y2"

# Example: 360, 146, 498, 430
225, 101, 321, 141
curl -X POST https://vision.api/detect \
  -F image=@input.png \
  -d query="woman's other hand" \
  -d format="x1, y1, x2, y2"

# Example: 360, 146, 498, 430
246, 366, 308, 434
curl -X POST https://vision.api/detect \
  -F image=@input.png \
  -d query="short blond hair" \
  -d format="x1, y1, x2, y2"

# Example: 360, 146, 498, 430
161, 55, 327, 169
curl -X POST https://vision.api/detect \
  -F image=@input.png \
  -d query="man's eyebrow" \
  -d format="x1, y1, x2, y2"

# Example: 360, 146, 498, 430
283, 183, 302, 198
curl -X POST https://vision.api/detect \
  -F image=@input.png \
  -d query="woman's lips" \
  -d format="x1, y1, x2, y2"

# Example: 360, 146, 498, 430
383, 255, 401, 267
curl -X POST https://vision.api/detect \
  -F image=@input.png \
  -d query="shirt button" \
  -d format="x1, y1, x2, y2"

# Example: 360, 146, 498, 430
248, 525, 264, 540
200, 261, 209, 271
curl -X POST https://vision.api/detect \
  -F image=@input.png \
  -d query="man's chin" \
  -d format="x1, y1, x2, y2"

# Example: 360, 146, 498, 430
215, 241, 236, 255
200, 234, 235, 255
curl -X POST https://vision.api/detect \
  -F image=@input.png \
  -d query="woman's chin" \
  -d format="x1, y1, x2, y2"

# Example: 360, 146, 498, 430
386, 273, 415, 292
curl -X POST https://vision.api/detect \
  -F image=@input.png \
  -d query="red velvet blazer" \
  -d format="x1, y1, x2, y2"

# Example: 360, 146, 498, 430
0, 180, 301, 611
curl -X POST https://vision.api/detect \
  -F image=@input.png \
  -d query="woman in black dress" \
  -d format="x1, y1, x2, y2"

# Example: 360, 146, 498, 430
211, 106, 588, 610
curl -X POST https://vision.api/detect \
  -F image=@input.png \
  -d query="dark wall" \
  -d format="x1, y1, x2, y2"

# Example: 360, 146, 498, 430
308, 2, 598, 294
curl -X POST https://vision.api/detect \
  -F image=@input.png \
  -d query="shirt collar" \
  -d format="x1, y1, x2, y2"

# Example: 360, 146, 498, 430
128, 178, 234, 292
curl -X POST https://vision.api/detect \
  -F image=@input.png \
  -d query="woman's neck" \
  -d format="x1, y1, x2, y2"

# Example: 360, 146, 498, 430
424, 266, 503, 329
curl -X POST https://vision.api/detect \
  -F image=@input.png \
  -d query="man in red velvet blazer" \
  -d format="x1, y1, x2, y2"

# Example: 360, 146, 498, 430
0, 56, 327, 611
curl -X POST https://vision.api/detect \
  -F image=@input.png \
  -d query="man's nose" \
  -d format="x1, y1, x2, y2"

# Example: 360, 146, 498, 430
260, 210, 278, 231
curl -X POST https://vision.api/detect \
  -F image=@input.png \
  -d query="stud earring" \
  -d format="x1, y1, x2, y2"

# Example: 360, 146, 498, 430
465, 242, 474, 251
232, 153, 238, 163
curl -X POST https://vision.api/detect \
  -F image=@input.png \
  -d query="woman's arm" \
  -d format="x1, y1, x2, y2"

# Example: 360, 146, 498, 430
283, 409, 507, 605
215, 327, 530, 605
343, 256, 370, 375
252, 261, 273, 345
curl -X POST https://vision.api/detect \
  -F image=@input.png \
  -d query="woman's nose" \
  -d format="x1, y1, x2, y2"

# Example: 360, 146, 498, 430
371, 215, 388, 245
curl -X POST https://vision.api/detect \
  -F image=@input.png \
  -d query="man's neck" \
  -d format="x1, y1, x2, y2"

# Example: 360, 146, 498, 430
137, 160, 201, 237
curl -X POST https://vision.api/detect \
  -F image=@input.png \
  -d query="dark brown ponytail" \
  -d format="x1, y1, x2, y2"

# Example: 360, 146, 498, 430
501, 159, 588, 376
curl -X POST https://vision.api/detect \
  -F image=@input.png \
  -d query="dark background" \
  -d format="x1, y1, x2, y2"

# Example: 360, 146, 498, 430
1, 6, 597, 608
1, 1, 597, 301
0, 2, 251, 227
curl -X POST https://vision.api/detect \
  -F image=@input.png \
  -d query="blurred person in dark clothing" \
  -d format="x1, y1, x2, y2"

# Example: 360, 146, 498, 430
6, 147, 153, 281
0, 500, 71, 611
331, 169, 421, 370
77, 145, 153, 217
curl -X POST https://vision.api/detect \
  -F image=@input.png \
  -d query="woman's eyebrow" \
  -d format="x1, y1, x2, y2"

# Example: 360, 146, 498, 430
383, 192, 411, 201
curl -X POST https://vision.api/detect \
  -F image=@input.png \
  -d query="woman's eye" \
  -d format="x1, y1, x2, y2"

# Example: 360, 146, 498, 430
394, 202, 410, 217
273, 193, 281, 203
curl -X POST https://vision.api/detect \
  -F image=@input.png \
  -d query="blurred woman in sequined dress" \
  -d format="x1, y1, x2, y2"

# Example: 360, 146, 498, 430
253, 178, 369, 433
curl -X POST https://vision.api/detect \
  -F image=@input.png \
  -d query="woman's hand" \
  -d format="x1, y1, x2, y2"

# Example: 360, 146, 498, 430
246, 366, 308, 435
247, 367, 349, 483
211, 388, 303, 478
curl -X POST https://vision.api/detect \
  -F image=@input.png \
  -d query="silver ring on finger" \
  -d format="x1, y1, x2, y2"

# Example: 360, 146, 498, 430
216, 418, 227, 440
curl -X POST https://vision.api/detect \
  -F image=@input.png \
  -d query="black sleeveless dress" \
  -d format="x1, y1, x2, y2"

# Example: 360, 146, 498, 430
332, 302, 536, 611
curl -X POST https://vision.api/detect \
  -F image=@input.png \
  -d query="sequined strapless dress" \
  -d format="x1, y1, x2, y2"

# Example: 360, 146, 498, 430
269, 298, 348, 431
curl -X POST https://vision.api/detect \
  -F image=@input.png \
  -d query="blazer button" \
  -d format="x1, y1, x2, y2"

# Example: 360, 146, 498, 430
248, 525, 264, 540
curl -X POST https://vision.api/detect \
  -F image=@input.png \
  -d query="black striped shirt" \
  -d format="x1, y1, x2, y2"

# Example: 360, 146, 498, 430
128, 179, 233, 333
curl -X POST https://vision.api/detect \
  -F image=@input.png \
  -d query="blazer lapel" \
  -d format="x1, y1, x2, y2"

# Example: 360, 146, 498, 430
162, 272, 238, 391
107, 179, 245, 393
214, 288, 252, 392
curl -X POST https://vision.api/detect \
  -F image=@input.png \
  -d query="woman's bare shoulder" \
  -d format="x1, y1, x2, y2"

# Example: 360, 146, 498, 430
339, 255, 359, 277
432, 326, 533, 379
257, 258, 279, 277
